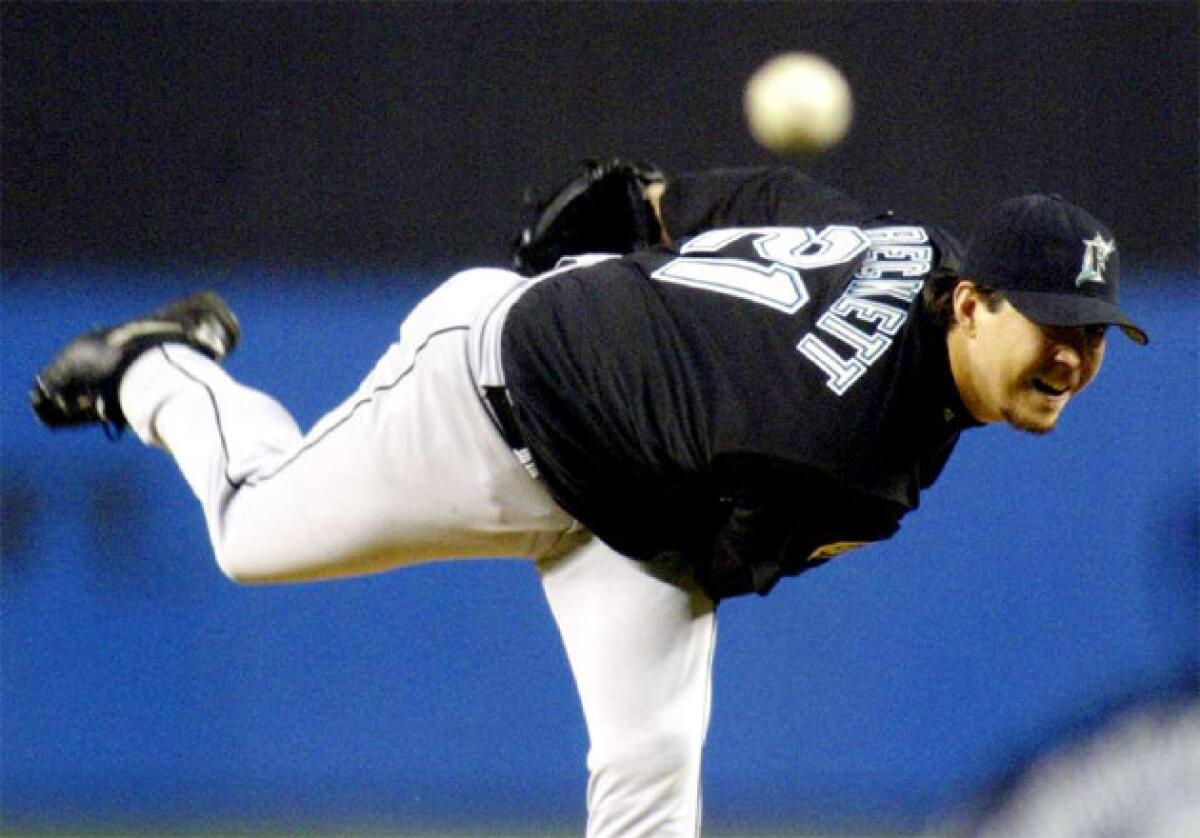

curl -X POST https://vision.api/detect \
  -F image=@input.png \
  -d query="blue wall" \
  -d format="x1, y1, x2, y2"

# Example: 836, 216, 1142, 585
2, 268, 1196, 834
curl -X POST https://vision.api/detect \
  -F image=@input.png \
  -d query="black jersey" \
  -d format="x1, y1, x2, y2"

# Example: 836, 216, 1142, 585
500, 170, 976, 599
659, 165, 871, 234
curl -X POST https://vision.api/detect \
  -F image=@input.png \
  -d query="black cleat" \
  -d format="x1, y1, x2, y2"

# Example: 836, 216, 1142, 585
31, 291, 240, 433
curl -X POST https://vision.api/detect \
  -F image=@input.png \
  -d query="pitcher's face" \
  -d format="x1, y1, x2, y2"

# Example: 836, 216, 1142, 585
956, 294, 1106, 434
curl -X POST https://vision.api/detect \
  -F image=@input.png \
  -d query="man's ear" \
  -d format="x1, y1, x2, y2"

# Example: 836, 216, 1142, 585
951, 281, 979, 337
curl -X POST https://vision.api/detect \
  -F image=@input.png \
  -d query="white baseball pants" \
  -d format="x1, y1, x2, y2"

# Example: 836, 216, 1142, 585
118, 268, 717, 837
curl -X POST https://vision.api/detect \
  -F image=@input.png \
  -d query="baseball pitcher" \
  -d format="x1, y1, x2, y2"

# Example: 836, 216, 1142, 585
32, 163, 1147, 836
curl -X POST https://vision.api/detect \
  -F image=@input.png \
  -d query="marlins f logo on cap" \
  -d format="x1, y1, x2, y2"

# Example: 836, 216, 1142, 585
961, 194, 1148, 344
1076, 233, 1115, 287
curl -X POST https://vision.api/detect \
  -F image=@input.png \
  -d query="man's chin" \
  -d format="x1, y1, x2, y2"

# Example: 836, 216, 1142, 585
1003, 407, 1059, 436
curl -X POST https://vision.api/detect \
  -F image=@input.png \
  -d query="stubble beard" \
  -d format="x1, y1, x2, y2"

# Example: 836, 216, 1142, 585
1003, 404, 1058, 436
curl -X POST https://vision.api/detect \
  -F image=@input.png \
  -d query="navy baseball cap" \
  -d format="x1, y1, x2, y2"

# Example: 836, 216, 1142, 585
961, 194, 1148, 344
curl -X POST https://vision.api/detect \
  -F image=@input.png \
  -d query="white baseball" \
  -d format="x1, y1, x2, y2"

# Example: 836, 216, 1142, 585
744, 52, 854, 155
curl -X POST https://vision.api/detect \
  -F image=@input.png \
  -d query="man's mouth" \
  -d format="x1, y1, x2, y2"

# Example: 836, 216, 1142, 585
1031, 378, 1070, 398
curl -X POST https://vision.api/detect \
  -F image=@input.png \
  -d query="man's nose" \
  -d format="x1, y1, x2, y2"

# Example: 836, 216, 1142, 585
1053, 341, 1083, 368
1048, 331, 1088, 370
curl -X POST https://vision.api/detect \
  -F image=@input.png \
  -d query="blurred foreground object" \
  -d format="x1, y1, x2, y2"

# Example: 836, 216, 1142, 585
953, 674, 1200, 837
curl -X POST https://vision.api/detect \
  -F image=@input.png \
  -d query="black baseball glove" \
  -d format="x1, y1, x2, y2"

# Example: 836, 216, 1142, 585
511, 158, 666, 276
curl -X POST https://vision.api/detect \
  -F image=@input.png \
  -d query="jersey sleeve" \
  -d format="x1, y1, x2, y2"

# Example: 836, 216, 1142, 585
659, 166, 869, 240
696, 454, 904, 599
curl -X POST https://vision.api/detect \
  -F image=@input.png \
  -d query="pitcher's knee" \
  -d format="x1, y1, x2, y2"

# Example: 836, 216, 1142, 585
211, 524, 299, 584
212, 539, 264, 584
585, 732, 703, 837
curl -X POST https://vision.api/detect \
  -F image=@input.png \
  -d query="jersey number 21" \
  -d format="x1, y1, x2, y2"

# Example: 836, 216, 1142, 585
650, 226, 871, 314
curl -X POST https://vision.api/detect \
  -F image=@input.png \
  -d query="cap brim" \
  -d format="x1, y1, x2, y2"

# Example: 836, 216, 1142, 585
1003, 289, 1149, 345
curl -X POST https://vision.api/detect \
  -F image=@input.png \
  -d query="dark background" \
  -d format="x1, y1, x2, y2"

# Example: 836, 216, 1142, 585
3, 2, 1197, 272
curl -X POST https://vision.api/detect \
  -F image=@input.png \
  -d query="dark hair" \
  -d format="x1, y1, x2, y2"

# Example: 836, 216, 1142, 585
923, 267, 1006, 333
